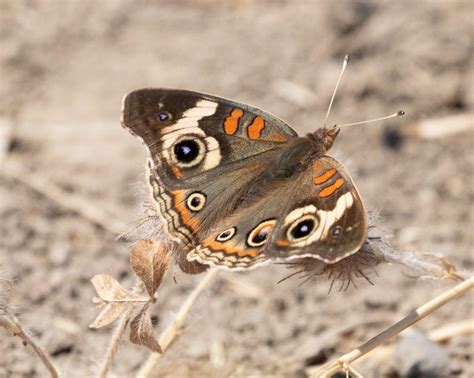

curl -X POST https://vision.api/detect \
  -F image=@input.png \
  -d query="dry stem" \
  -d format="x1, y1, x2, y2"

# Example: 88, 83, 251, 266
0, 314, 59, 378
137, 268, 219, 378
97, 306, 134, 378
428, 319, 474, 343
310, 276, 474, 377
404, 112, 474, 139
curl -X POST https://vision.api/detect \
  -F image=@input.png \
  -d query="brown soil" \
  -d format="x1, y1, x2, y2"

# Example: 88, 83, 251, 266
1, 1, 473, 377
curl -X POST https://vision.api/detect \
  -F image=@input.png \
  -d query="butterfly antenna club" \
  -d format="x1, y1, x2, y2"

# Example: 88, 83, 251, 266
336, 110, 405, 128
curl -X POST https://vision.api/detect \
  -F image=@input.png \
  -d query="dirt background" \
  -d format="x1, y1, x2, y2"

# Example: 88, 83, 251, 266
1, 1, 473, 377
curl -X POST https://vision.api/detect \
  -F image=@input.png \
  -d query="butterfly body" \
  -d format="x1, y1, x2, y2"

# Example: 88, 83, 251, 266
122, 88, 367, 272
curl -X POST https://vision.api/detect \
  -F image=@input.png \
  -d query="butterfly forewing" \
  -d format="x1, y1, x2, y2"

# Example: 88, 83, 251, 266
121, 88, 297, 187
122, 88, 299, 270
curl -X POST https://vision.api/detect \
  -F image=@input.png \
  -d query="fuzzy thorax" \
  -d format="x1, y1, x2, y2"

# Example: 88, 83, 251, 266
307, 127, 341, 156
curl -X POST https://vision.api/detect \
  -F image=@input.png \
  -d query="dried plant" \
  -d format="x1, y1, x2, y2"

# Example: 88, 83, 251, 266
2, 169, 472, 377
90, 239, 172, 376
88, 234, 223, 377
309, 277, 474, 377
279, 212, 470, 290
91, 239, 171, 339
130, 239, 170, 299
0, 261, 60, 378
0, 261, 12, 316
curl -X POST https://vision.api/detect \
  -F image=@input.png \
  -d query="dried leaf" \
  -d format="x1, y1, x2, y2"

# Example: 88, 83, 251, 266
129, 303, 162, 353
90, 303, 130, 329
91, 274, 139, 302
130, 240, 171, 298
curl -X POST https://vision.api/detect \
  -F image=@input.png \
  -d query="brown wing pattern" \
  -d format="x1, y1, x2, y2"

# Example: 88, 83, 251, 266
266, 156, 367, 264
121, 88, 299, 270
121, 88, 297, 188
122, 88, 366, 271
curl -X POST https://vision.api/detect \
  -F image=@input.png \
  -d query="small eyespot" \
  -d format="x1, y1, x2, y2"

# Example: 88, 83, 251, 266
171, 137, 205, 167
247, 220, 276, 247
216, 227, 236, 242
157, 111, 172, 122
186, 192, 206, 212
287, 215, 319, 242
331, 226, 342, 237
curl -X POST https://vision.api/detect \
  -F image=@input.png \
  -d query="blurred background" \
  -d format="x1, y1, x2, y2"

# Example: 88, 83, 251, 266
1, 1, 472, 376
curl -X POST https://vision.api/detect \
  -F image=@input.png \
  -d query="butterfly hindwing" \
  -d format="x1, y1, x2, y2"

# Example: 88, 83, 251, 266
188, 155, 367, 270
187, 166, 303, 270
146, 156, 270, 245
266, 156, 367, 263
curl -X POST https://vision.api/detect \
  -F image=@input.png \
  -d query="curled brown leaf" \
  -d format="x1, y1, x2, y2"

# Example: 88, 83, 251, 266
90, 303, 132, 329
130, 303, 162, 353
91, 274, 140, 302
130, 239, 171, 298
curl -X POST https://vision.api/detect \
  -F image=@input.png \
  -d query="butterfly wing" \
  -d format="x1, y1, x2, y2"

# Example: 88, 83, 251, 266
122, 88, 297, 187
187, 169, 302, 271
266, 156, 367, 263
188, 155, 367, 270
122, 88, 366, 269
121, 88, 298, 270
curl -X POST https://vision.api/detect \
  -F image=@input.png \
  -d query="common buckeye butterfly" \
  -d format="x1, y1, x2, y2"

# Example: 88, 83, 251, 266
121, 84, 370, 273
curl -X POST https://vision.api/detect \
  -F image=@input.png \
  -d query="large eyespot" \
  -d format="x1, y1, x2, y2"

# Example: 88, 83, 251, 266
247, 220, 276, 247
186, 192, 206, 212
287, 215, 319, 242
216, 227, 236, 242
157, 111, 172, 122
174, 140, 200, 163
171, 137, 206, 167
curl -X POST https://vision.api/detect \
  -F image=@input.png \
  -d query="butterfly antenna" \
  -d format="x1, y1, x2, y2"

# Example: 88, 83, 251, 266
323, 54, 350, 128
336, 110, 405, 128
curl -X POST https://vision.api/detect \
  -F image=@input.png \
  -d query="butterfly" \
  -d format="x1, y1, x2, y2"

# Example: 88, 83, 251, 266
121, 88, 367, 273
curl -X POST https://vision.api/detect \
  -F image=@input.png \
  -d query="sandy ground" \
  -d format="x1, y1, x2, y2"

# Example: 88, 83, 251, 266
0, 1, 473, 377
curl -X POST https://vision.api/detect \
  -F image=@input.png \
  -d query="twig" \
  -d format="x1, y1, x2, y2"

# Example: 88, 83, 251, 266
428, 319, 474, 343
2, 160, 126, 235
309, 277, 474, 377
96, 306, 134, 378
382, 248, 470, 281
0, 314, 59, 378
404, 112, 473, 139
137, 268, 219, 378
221, 274, 264, 299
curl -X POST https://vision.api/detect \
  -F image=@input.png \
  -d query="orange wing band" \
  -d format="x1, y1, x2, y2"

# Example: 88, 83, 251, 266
314, 168, 337, 185
247, 116, 265, 140
203, 239, 258, 257
171, 190, 200, 231
224, 109, 244, 135
319, 178, 344, 197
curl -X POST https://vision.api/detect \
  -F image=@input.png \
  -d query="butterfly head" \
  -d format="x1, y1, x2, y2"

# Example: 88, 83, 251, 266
307, 126, 340, 156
